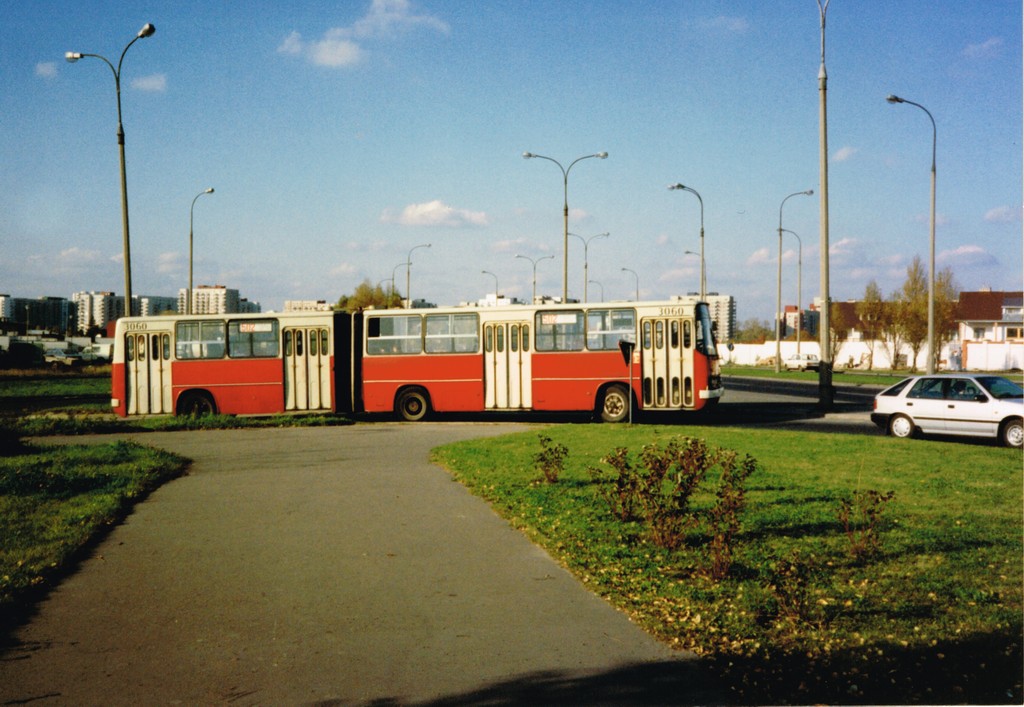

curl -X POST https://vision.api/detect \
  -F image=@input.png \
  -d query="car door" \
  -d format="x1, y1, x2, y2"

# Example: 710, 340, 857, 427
903, 377, 949, 434
943, 377, 998, 437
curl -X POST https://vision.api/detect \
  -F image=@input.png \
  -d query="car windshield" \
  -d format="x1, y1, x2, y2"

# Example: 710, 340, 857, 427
976, 376, 1024, 400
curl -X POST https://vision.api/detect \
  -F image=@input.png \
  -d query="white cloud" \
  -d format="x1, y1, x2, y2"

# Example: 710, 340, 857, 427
279, 0, 448, 69
156, 252, 182, 274
492, 237, 527, 253
330, 262, 358, 276
937, 244, 998, 268
35, 62, 57, 79
962, 37, 1002, 59
983, 205, 1019, 223
381, 200, 488, 228
746, 247, 772, 266
832, 146, 857, 162
131, 74, 167, 92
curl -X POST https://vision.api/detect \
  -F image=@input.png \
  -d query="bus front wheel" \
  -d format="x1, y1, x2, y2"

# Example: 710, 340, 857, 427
599, 384, 630, 423
396, 387, 430, 422
178, 391, 216, 417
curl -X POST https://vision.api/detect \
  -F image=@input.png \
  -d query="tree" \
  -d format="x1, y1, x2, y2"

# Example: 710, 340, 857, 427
856, 280, 885, 370
829, 301, 848, 362
934, 266, 960, 370
895, 256, 928, 371
335, 280, 402, 313
733, 318, 773, 344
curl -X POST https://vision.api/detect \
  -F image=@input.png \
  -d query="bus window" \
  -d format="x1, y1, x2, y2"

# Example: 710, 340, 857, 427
535, 310, 584, 351
176, 320, 226, 359
683, 320, 691, 349
366, 315, 422, 355
228, 319, 280, 358
586, 308, 636, 350
425, 313, 479, 353
695, 303, 718, 356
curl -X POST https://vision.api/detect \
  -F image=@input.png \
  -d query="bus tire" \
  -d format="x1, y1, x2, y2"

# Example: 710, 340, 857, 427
396, 387, 430, 422
178, 391, 216, 417
599, 384, 630, 423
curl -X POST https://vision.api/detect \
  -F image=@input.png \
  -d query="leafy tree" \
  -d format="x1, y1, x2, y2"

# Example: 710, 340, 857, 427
733, 318, 773, 344
934, 266, 960, 370
895, 256, 928, 371
856, 280, 885, 370
335, 280, 402, 313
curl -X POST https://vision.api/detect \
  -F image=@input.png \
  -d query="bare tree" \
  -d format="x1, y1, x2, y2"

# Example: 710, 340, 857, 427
933, 266, 960, 370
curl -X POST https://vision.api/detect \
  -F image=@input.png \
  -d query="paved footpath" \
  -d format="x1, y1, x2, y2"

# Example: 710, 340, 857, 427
1, 424, 721, 705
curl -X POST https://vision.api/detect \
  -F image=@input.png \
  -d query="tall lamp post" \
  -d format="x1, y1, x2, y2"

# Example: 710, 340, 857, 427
481, 270, 498, 300
588, 280, 604, 303
817, 0, 833, 405
776, 190, 813, 373
391, 262, 406, 306
516, 253, 553, 303
187, 187, 215, 315
887, 94, 937, 375
522, 151, 608, 303
568, 231, 609, 302
782, 229, 803, 355
621, 267, 638, 301
66, 23, 156, 318
668, 183, 705, 299
405, 243, 431, 309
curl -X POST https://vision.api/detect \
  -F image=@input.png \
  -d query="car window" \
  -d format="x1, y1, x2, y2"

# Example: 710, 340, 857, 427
977, 376, 1024, 400
907, 378, 945, 399
947, 378, 979, 401
880, 378, 912, 397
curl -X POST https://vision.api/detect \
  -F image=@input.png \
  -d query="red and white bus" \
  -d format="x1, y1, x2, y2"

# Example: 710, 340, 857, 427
111, 297, 723, 421
355, 298, 723, 422
111, 311, 351, 417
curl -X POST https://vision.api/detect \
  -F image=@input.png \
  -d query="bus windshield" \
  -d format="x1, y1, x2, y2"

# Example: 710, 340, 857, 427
695, 303, 718, 357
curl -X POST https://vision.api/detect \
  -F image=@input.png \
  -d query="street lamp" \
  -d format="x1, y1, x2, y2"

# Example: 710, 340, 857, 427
516, 253, 554, 303
817, 0, 833, 407
187, 187, 214, 315
782, 229, 803, 355
481, 270, 498, 300
66, 22, 156, 318
589, 279, 604, 303
405, 243, 431, 309
668, 183, 705, 299
776, 190, 813, 373
887, 93, 937, 375
522, 151, 608, 302
621, 267, 639, 301
568, 231, 609, 302
391, 262, 406, 305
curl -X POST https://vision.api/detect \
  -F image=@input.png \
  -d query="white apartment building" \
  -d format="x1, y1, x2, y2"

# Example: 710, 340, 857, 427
0, 294, 12, 321
178, 285, 241, 314
71, 291, 124, 333
284, 300, 332, 312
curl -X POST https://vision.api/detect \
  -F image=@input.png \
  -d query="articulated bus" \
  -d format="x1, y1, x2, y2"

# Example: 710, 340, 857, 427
111, 298, 723, 421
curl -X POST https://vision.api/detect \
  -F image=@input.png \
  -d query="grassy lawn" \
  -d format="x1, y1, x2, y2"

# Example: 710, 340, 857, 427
0, 440, 189, 621
432, 425, 1023, 704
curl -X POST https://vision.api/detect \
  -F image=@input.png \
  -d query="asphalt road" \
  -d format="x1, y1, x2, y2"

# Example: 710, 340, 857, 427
1, 425, 722, 706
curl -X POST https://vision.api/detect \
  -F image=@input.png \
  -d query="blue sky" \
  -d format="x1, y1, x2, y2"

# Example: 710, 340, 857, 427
2, 0, 1020, 323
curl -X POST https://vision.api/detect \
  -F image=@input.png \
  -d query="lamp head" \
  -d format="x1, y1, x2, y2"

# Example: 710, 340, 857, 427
668, 183, 685, 191
804, 189, 814, 196
65, 51, 82, 63
522, 152, 534, 159
886, 94, 903, 104
205, 187, 215, 194
596, 152, 608, 159
138, 23, 156, 38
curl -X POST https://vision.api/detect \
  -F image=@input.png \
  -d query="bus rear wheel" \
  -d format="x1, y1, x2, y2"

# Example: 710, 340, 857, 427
599, 384, 630, 423
396, 387, 430, 422
178, 391, 216, 417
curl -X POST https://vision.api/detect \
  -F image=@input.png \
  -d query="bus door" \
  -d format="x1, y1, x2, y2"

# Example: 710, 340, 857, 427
483, 321, 532, 410
640, 316, 695, 410
284, 326, 332, 411
125, 330, 172, 415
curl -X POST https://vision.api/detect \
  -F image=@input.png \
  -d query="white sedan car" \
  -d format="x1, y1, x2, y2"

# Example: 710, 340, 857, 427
871, 374, 1023, 447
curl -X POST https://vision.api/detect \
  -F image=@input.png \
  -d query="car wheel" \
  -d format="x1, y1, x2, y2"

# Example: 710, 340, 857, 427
396, 387, 430, 422
1000, 417, 1023, 448
887, 414, 915, 439
599, 384, 630, 423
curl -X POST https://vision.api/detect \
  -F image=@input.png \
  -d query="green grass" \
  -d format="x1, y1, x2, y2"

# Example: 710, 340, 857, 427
0, 440, 188, 617
432, 425, 1023, 703
0, 369, 111, 397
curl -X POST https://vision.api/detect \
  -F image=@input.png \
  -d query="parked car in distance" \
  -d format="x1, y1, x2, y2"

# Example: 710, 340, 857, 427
871, 374, 1023, 447
784, 353, 820, 371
